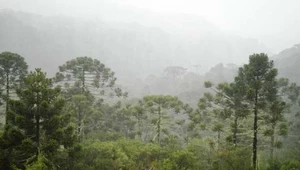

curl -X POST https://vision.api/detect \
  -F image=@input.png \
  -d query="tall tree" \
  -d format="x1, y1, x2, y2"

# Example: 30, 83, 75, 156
261, 78, 291, 159
142, 95, 191, 145
236, 53, 278, 169
55, 56, 127, 100
202, 81, 250, 147
163, 66, 187, 80
95, 101, 136, 140
54, 57, 127, 141
66, 94, 94, 141
0, 52, 28, 123
130, 101, 149, 141
263, 100, 287, 159
0, 68, 74, 169
195, 91, 230, 147
278, 80, 300, 160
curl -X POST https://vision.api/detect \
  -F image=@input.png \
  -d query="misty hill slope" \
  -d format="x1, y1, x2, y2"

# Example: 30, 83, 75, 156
273, 44, 300, 83
0, 10, 270, 79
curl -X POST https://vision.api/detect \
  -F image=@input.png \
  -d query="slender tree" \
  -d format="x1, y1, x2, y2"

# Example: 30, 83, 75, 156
202, 81, 250, 147
163, 66, 187, 80
142, 95, 191, 145
66, 95, 94, 141
0, 52, 28, 124
143, 95, 182, 144
275, 79, 300, 160
97, 101, 136, 139
260, 78, 291, 159
129, 101, 148, 140
263, 100, 287, 159
195, 91, 229, 147
236, 53, 278, 169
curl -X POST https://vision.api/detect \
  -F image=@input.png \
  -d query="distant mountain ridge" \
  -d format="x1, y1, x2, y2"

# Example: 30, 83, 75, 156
273, 44, 300, 83
0, 9, 271, 78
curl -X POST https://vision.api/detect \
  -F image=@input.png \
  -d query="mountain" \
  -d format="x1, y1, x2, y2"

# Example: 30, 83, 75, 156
0, 9, 271, 79
273, 44, 300, 83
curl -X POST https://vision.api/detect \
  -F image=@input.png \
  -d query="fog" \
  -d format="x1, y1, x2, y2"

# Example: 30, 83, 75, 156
0, 0, 300, 96
1, 0, 300, 52
1, 2, 300, 168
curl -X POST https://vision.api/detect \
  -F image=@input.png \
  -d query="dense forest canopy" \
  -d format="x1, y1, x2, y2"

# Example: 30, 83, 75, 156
0, 50, 299, 170
1, 1, 300, 169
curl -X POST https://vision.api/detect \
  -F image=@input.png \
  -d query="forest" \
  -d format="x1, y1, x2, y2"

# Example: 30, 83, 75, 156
0, 51, 300, 170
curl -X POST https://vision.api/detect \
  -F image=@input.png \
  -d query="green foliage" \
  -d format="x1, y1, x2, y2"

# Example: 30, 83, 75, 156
25, 153, 51, 170
55, 56, 127, 99
194, 79, 250, 147
280, 160, 300, 170
0, 69, 75, 169
236, 53, 278, 168
54, 57, 129, 142
65, 94, 94, 141
0, 51, 28, 123
204, 81, 213, 88
0, 52, 28, 90
187, 138, 216, 170
216, 147, 252, 170
58, 56, 115, 88
142, 95, 192, 144
89, 101, 136, 140
266, 159, 281, 170
0, 52, 299, 170
72, 139, 196, 170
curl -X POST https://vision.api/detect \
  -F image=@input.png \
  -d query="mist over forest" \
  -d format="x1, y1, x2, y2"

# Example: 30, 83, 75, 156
0, 9, 271, 75
0, 1, 300, 170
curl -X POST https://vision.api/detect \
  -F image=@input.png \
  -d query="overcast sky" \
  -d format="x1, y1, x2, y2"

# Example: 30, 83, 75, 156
1, 0, 300, 52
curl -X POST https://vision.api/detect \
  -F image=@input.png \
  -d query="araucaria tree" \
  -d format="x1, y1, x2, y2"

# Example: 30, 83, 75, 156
0, 68, 74, 169
54, 57, 127, 141
199, 81, 249, 147
55, 56, 127, 99
236, 53, 278, 169
0, 52, 28, 123
143, 95, 191, 145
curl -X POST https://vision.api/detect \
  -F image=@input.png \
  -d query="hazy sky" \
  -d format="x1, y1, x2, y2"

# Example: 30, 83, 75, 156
1, 0, 300, 52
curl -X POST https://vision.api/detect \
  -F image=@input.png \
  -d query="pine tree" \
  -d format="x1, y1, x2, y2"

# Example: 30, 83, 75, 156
201, 81, 250, 147
142, 95, 191, 145
54, 57, 127, 141
0, 68, 75, 169
55, 56, 127, 100
236, 53, 278, 169
0, 51, 28, 124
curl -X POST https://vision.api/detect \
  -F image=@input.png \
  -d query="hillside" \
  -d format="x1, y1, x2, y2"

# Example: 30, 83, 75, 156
0, 9, 270, 79
273, 44, 300, 83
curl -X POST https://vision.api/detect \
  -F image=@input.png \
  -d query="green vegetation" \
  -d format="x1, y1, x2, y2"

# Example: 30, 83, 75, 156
0, 52, 300, 170
0, 52, 28, 123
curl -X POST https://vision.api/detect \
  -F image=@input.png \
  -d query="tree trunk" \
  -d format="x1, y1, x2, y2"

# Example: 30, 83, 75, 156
138, 118, 142, 140
253, 89, 258, 170
233, 117, 238, 147
78, 112, 82, 142
217, 131, 221, 148
36, 114, 40, 157
79, 68, 85, 142
270, 123, 276, 159
5, 72, 9, 124
157, 105, 161, 145
217, 130, 221, 170
82, 68, 85, 93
